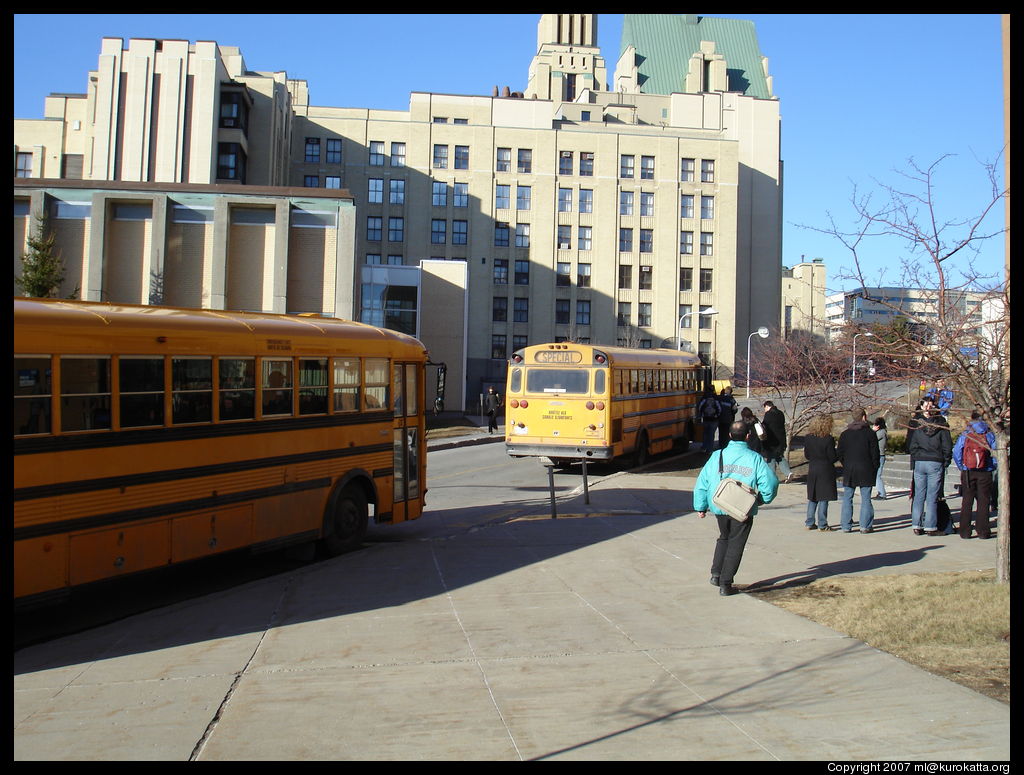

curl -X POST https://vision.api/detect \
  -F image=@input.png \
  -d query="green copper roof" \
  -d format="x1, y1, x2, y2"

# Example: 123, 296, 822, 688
620, 13, 772, 99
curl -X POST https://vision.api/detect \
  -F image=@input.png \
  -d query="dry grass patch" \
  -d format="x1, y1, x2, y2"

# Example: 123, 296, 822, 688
749, 569, 1010, 704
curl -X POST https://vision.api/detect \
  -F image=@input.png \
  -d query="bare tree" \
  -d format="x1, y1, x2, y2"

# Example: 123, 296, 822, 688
805, 154, 1009, 582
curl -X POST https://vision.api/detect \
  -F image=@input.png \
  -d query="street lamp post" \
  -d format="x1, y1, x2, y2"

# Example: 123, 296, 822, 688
677, 307, 718, 351
746, 327, 770, 397
852, 332, 875, 385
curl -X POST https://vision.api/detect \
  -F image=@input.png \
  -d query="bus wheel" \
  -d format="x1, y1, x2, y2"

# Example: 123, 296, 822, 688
320, 485, 368, 557
633, 431, 650, 468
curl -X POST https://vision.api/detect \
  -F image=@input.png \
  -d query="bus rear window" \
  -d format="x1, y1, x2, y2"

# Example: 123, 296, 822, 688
525, 368, 589, 394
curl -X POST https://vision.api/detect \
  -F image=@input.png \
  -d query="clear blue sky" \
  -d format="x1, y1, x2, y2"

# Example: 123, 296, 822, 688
14, 13, 1007, 294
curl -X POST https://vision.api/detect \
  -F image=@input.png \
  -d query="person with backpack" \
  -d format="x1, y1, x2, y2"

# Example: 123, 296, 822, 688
952, 410, 997, 539
697, 386, 721, 452
716, 386, 738, 450
908, 407, 953, 536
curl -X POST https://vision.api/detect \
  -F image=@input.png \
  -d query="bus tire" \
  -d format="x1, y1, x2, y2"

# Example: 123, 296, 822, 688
320, 484, 368, 557
633, 431, 650, 468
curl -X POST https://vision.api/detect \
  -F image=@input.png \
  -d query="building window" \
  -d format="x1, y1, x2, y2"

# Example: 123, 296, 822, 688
617, 302, 631, 327
15, 152, 33, 178
494, 222, 509, 247
513, 334, 527, 351
639, 229, 653, 253
558, 188, 573, 212
517, 148, 532, 174
454, 145, 469, 169
679, 267, 693, 292
700, 268, 714, 293
367, 216, 382, 241
699, 304, 714, 329
701, 195, 714, 220
640, 192, 655, 217
390, 179, 405, 204
219, 91, 248, 130
638, 303, 652, 327
679, 304, 693, 326
369, 141, 385, 166
495, 184, 510, 210
559, 151, 573, 176
387, 255, 403, 265
325, 176, 341, 189
620, 155, 634, 178
514, 259, 530, 284
492, 297, 508, 322
304, 175, 320, 187
453, 182, 469, 208
304, 137, 320, 163
515, 224, 530, 249
513, 298, 529, 323
432, 144, 448, 169
639, 265, 653, 290
556, 262, 571, 286
618, 264, 632, 289
388, 217, 404, 242
555, 299, 570, 324
390, 142, 406, 167
326, 138, 342, 164
431, 219, 447, 244
491, 335, 507, 360
701, 159, 715, 183
578, 226, 592, 251
452, 220, 468, 245
493, 258, 509, 284
366, 254, 382, 264
620, 191, 634, 216
700, 232, 714, 256
579, 152, 594, 176
432, 181, 448, 207
640, 155, 655, 180
516, 185, 531, 211
619, 227, 633, 252
680, 194, 694, 219
496, 147, 511, 172
680, 231, 694, 255
217, 143, 246, 182
557, 225, 571, 250
368, 178, 383, 203
576, 300, 591, 326
577, 263, 591, 288
681, 157, 695, 182
579, 189, 593, 213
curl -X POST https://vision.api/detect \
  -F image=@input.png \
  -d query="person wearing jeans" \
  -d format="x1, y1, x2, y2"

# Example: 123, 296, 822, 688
840, 485, 875, 532
907, 410, 953, 536
836, 408, 880, 533
872, 417, 888, 499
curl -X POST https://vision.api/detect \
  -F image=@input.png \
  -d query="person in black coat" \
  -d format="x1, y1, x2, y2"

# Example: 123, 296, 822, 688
803, 414, 839, 530
836, 407, 880, 533
739, 406, 765, 457
761, 401, 792, 482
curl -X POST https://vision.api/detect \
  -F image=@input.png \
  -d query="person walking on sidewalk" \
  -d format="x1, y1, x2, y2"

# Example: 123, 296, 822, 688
697, 386, 721, 452
694, 421, 779, 596
836, 408, 880, 533
716, 386, 738, 450
761, 400, 792, 482
803, 414, 839, 531
484, 386, 502, 434
952, 410, 996, 539
739, 406, 766, 457
872, 417, 889, 500
908, 408, 953, 536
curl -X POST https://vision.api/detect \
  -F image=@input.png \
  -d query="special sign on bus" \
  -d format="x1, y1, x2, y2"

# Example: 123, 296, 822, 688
534, 351, 582, 364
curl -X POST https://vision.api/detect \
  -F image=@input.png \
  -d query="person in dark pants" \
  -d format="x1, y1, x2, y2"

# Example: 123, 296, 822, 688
716, 386, 738, 449
693, 421, 780, 596
484, 386, 502, 434
761, 400, 792, 482
952, 410, 996, 539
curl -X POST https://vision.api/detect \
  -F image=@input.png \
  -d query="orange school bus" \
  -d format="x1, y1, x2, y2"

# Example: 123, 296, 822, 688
14, 298, 432, 605
504, 342, 708, 465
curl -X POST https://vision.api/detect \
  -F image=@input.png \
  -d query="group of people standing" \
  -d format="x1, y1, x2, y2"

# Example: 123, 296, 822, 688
697, 386, 792, 482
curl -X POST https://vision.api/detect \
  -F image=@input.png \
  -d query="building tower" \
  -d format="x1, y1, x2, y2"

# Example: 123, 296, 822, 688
526, 13, 608, 100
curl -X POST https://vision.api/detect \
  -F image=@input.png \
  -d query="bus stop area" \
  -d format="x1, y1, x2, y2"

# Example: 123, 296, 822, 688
14, 434, 1009, 761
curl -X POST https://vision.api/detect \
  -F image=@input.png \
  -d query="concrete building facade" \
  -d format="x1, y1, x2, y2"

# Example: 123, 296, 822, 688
14, 13, 783, 409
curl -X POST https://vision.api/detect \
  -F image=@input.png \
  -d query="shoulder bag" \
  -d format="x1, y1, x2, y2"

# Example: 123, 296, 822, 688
712, 450, 760, 522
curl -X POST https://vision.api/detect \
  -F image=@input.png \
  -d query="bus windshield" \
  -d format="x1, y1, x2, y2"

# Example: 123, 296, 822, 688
525, 368, 589, 394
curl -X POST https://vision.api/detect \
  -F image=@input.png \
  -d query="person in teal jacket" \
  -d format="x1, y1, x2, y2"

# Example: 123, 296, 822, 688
694, 421, 780, 595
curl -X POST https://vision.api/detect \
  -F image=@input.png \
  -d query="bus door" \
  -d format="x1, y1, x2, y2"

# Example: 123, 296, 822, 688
392, 362, 422, 522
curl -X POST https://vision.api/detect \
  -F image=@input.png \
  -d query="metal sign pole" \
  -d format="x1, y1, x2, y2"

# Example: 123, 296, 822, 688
581, 457, 590, 504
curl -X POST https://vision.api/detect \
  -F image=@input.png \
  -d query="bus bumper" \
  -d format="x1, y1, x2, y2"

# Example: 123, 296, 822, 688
505, 443, 613, 460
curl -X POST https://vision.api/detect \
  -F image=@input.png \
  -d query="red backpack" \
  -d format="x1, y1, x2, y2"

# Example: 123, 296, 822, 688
963, 432, 991, 470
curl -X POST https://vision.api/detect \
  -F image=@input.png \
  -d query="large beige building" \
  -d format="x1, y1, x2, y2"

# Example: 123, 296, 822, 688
14, 13, 783, 407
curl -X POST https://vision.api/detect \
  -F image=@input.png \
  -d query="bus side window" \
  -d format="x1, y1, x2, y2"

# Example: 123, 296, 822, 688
332, 358, 360, 412
299, 358, 329, 415
262, 359, 293, 417
219, 357, 255, 421
14, 356, 53, 435
172, 357, 212, 424
61, 356, 111, 432
364, 358, 389, 410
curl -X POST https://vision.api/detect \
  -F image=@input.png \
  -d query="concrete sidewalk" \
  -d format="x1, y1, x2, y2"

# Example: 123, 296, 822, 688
13, 454, 1008, 760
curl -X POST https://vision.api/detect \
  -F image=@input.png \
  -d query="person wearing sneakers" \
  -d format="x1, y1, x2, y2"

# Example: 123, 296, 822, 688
694, 421, 780, 596
802, 414, 839, 531
836, 407, 880, 533
871, 417, 889, 500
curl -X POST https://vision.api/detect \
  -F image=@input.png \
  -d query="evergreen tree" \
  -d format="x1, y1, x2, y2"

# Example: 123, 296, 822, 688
16, 212, 76, 299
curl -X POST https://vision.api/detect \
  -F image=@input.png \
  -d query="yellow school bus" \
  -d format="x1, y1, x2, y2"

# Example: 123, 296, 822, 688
504, 342, 707, 465
13, 298, 432, 605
